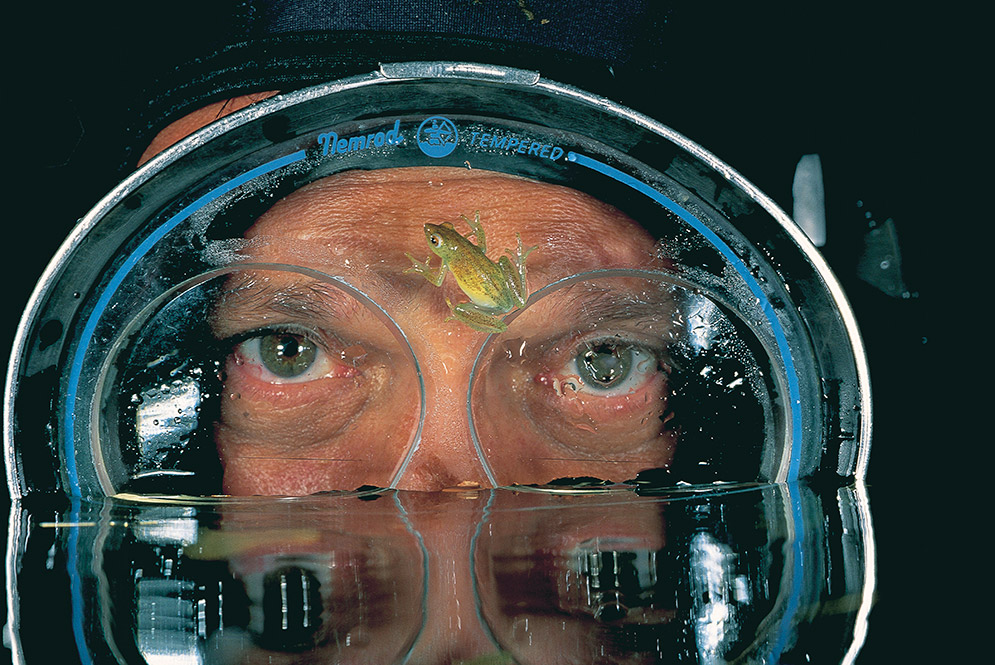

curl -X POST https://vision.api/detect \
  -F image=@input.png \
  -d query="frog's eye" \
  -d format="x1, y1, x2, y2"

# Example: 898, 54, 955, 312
429, 234, 443, 247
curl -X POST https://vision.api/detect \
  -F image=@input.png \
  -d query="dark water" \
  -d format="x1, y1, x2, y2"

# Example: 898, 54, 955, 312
6, 482, 872, 664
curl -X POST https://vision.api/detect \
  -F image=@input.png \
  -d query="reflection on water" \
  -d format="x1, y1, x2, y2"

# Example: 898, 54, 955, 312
5, 482, 872, 664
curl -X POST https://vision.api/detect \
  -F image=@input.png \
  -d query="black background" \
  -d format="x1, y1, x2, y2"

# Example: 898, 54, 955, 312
3, 2, 946, 663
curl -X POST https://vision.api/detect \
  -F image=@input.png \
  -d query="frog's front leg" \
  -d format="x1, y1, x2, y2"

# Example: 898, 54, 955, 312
444, 297, 508, 334
460, 211, 486, 253
499, 232, 539, 307
404, 252, 447, 286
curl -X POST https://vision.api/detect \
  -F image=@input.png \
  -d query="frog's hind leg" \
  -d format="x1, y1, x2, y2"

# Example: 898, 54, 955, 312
460, 211, 486, 253
502, 233, 539, 306
444, 297, 508, 333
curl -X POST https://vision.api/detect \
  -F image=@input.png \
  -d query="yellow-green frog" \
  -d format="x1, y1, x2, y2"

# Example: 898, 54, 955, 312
405, 211, 538, 333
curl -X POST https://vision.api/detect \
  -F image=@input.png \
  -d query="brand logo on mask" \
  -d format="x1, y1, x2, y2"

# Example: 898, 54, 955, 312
416, 116, 460, 158
317, 119, 404, 157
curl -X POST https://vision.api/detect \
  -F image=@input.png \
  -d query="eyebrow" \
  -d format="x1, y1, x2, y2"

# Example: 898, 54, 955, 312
211, 273, 366, 336
530, 283, 677, 332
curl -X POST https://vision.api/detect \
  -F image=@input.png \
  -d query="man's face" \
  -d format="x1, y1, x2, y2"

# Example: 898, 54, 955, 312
208, 167, 677, 494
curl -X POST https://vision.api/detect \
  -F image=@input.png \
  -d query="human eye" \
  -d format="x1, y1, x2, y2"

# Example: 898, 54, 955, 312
561, 336, 665, 398
231, 328, 359, 384
528, 331, 672, 433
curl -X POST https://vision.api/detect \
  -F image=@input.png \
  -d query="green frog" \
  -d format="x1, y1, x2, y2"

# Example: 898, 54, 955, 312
405, 211, 537, 333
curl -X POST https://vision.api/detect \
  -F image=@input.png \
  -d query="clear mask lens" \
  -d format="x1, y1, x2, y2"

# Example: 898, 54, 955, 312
93, 266, 422, 495
470, 271, 783, 487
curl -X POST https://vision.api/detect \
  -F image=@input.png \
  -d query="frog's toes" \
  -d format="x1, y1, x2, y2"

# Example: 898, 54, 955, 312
517, 233, 538, 257
442, 299, 459, 323
404, 253, 431, 273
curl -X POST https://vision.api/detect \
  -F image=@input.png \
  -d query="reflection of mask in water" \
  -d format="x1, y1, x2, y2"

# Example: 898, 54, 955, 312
473, 485, 874, 665
6, 485, 874, 665
5, 62, 870, 498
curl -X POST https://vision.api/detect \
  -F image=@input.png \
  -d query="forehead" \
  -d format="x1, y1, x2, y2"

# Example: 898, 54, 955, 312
246, 166, 657, 269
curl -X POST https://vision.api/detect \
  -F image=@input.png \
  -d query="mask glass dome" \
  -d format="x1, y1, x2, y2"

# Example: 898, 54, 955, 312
4, 62, 870, 498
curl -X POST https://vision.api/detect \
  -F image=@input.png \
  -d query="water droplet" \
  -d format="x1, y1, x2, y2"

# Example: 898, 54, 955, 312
340, 344, 367, 364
